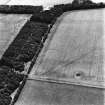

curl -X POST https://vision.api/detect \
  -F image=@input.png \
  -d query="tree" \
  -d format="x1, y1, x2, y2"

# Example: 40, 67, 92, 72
72, 0, 93, 6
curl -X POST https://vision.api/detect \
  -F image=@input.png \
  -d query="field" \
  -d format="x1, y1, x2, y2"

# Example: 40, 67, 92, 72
30, 8, 105, 88
15, 80, 104, 105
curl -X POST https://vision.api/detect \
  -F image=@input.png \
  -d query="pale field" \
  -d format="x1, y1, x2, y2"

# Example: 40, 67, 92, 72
15, 80, 104, 105
0, 14, 31, 59
29, 8, 105, 88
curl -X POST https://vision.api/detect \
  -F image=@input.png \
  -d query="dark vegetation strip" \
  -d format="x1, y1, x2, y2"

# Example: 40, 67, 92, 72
27, 21, 54, 75
0, 5, 43, 14
0, 1, 105, 14
0, 1, 105, 105
53, 2, 105, 12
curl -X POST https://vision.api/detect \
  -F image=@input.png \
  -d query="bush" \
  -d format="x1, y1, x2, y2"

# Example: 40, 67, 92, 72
0, 92, 12, 105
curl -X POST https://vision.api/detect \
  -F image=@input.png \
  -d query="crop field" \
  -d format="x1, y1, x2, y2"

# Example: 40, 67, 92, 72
30, 8, 105, 88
